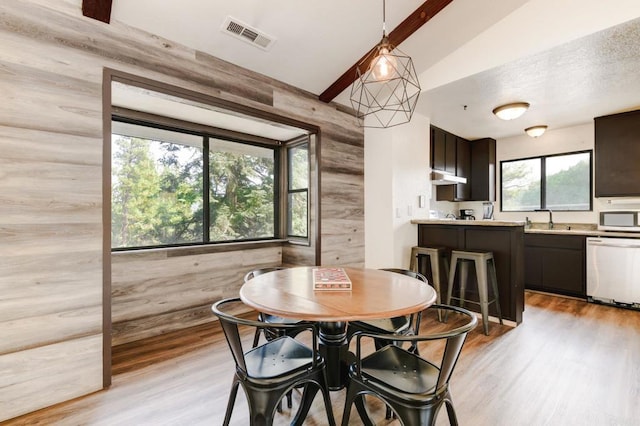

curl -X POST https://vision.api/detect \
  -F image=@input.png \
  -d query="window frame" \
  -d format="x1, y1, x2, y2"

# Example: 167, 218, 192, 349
500, 149, 593, 212
285, 138, 310, 241
111, 114, 283, 250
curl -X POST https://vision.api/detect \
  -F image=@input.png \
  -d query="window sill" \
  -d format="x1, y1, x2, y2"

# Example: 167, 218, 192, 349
112, 239, 288, 258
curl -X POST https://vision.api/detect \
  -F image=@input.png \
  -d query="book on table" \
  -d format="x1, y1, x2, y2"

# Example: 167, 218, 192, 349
313, 267, 352, 291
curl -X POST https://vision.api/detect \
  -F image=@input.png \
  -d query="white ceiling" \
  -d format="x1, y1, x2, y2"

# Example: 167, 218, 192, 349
111, 0, 640, 140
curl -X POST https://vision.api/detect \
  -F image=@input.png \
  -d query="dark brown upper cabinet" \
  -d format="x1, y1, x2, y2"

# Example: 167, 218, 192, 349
455, 137, 471, 200
431, 126, 456, 174
431, 126, 495, 202
432, 125, 470, 201
595, 109, 640, 197
470, 138, 496, 202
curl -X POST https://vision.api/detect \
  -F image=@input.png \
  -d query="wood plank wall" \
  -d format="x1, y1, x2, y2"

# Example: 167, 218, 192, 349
111, 246, 282, 346
0, 0, 364, 421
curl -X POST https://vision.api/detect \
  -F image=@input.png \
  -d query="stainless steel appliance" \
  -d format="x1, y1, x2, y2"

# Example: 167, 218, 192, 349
598, 209, 640, 232
482, 202, 494, 220
459, 209, 475, 220
586, 237, 640, 308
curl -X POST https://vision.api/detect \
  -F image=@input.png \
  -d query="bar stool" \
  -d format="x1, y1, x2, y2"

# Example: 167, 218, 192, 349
410, 246, 449, 315
446, 250, 503, 335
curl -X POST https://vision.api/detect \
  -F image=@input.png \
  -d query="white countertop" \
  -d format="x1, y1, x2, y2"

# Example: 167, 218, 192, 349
411, 219, 524, 227
525, 228, 640, 238
411, 219, 640, 238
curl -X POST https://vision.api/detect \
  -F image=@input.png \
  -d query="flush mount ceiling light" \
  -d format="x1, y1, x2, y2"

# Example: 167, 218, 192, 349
492, 102, 530, 120
525, 125, 548, 138
350, 0, 421, 128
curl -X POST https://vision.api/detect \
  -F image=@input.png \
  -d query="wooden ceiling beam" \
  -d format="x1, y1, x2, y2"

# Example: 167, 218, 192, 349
319, 0, 453, 103
82, 0, 113, 24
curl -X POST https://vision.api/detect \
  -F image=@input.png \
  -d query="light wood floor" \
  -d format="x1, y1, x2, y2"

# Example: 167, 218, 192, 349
4, 292, 640, 425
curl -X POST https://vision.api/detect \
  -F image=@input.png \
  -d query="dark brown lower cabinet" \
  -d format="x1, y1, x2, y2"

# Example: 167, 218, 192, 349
524, 233, 586, 298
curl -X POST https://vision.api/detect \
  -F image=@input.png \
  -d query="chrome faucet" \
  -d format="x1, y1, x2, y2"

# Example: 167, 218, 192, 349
535, 209, 553, 229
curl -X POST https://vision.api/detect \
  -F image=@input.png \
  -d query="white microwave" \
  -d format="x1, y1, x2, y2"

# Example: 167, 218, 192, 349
598, 210, 640, 232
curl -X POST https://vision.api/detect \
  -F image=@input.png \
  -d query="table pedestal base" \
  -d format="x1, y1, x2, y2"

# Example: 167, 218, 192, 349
318, 321, 350, 390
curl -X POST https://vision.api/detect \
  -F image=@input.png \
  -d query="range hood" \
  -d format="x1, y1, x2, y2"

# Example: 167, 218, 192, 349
430, 171, 467, 185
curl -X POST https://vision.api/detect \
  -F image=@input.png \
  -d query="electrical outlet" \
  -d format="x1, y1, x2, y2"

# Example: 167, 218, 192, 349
395, 207, 401, 218
407, 205, 413, 216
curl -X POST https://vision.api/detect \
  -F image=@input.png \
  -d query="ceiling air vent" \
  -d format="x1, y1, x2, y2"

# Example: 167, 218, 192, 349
221, 16, 276, 51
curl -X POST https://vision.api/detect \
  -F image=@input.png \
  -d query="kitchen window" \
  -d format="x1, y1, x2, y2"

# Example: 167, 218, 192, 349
501, 150, 592, 211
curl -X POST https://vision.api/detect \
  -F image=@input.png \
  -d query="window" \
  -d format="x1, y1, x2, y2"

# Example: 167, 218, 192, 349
111, 119, 281, 249
111, 123, 204, 248
287, 142, 309, 238
208, 138, 276, 242
501, 151, 592, 211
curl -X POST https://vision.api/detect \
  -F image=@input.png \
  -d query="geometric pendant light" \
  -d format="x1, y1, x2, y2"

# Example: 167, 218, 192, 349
350, 0, 421, 128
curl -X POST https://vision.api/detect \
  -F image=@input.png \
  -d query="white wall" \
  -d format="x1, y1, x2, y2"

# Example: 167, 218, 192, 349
364, 126, 394, 268
365, 114, 431, 269
495, 122, 598, 224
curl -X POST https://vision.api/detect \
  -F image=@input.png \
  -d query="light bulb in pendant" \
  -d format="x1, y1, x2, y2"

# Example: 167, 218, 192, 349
371, 46, 397, 81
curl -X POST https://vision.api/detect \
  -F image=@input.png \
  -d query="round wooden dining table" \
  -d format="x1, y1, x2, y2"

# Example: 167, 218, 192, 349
240, 266, 437, 389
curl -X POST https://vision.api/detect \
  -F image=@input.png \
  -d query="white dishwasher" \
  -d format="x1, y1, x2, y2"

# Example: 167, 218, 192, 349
586, 237, 640, 308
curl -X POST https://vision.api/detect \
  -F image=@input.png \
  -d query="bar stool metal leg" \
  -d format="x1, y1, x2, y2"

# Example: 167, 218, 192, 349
489, 257, 503, 326
412, 246, 449, 322
446, 250, 503, 335
475, 256, 490, 335
446, 252, 459, 307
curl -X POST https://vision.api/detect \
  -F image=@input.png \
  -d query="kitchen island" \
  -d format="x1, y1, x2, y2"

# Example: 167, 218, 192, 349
411, 219, 525, 324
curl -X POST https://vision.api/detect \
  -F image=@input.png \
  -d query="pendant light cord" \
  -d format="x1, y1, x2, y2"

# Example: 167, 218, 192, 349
382, 0, 387, 36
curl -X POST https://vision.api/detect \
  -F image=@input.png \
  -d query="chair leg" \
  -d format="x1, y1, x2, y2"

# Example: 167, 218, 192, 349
342, 385, 375, 426
489, 258, 503, 325
385, 405, 392, 419
245, 387, 283, 426
319, 380, 338, 426
291, 383, 319, 426
252, 328, 261, 348
458, 260, 469, 309
429, 253, 443, 322
475, 257, 490, 335
445, 254, 459, 323
340, 383, 357, 426
429, 252, 441, 305
445, 399, 459, 426
354, 395, 375, 426
410, 247, 419, 272
223, 379, 240, 426
291, 371, 336, 426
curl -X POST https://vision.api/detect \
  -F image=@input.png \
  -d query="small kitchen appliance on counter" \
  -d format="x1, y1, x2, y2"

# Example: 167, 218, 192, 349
482, 202, 494, 220
459, 209, 475, 220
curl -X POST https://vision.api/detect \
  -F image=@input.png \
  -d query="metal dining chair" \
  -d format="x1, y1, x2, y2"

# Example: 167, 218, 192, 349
244, 267, 306, 411
342, 304, 477, 426
347, 268, 430, 354
212, 297, 336, 426
245, 267, 306, 348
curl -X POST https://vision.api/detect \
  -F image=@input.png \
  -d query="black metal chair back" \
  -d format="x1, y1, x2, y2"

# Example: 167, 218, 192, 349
347, 268, 430, 351
212, 297, 336, 426
342, 304, 477, 426
243, 266, 287, 282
